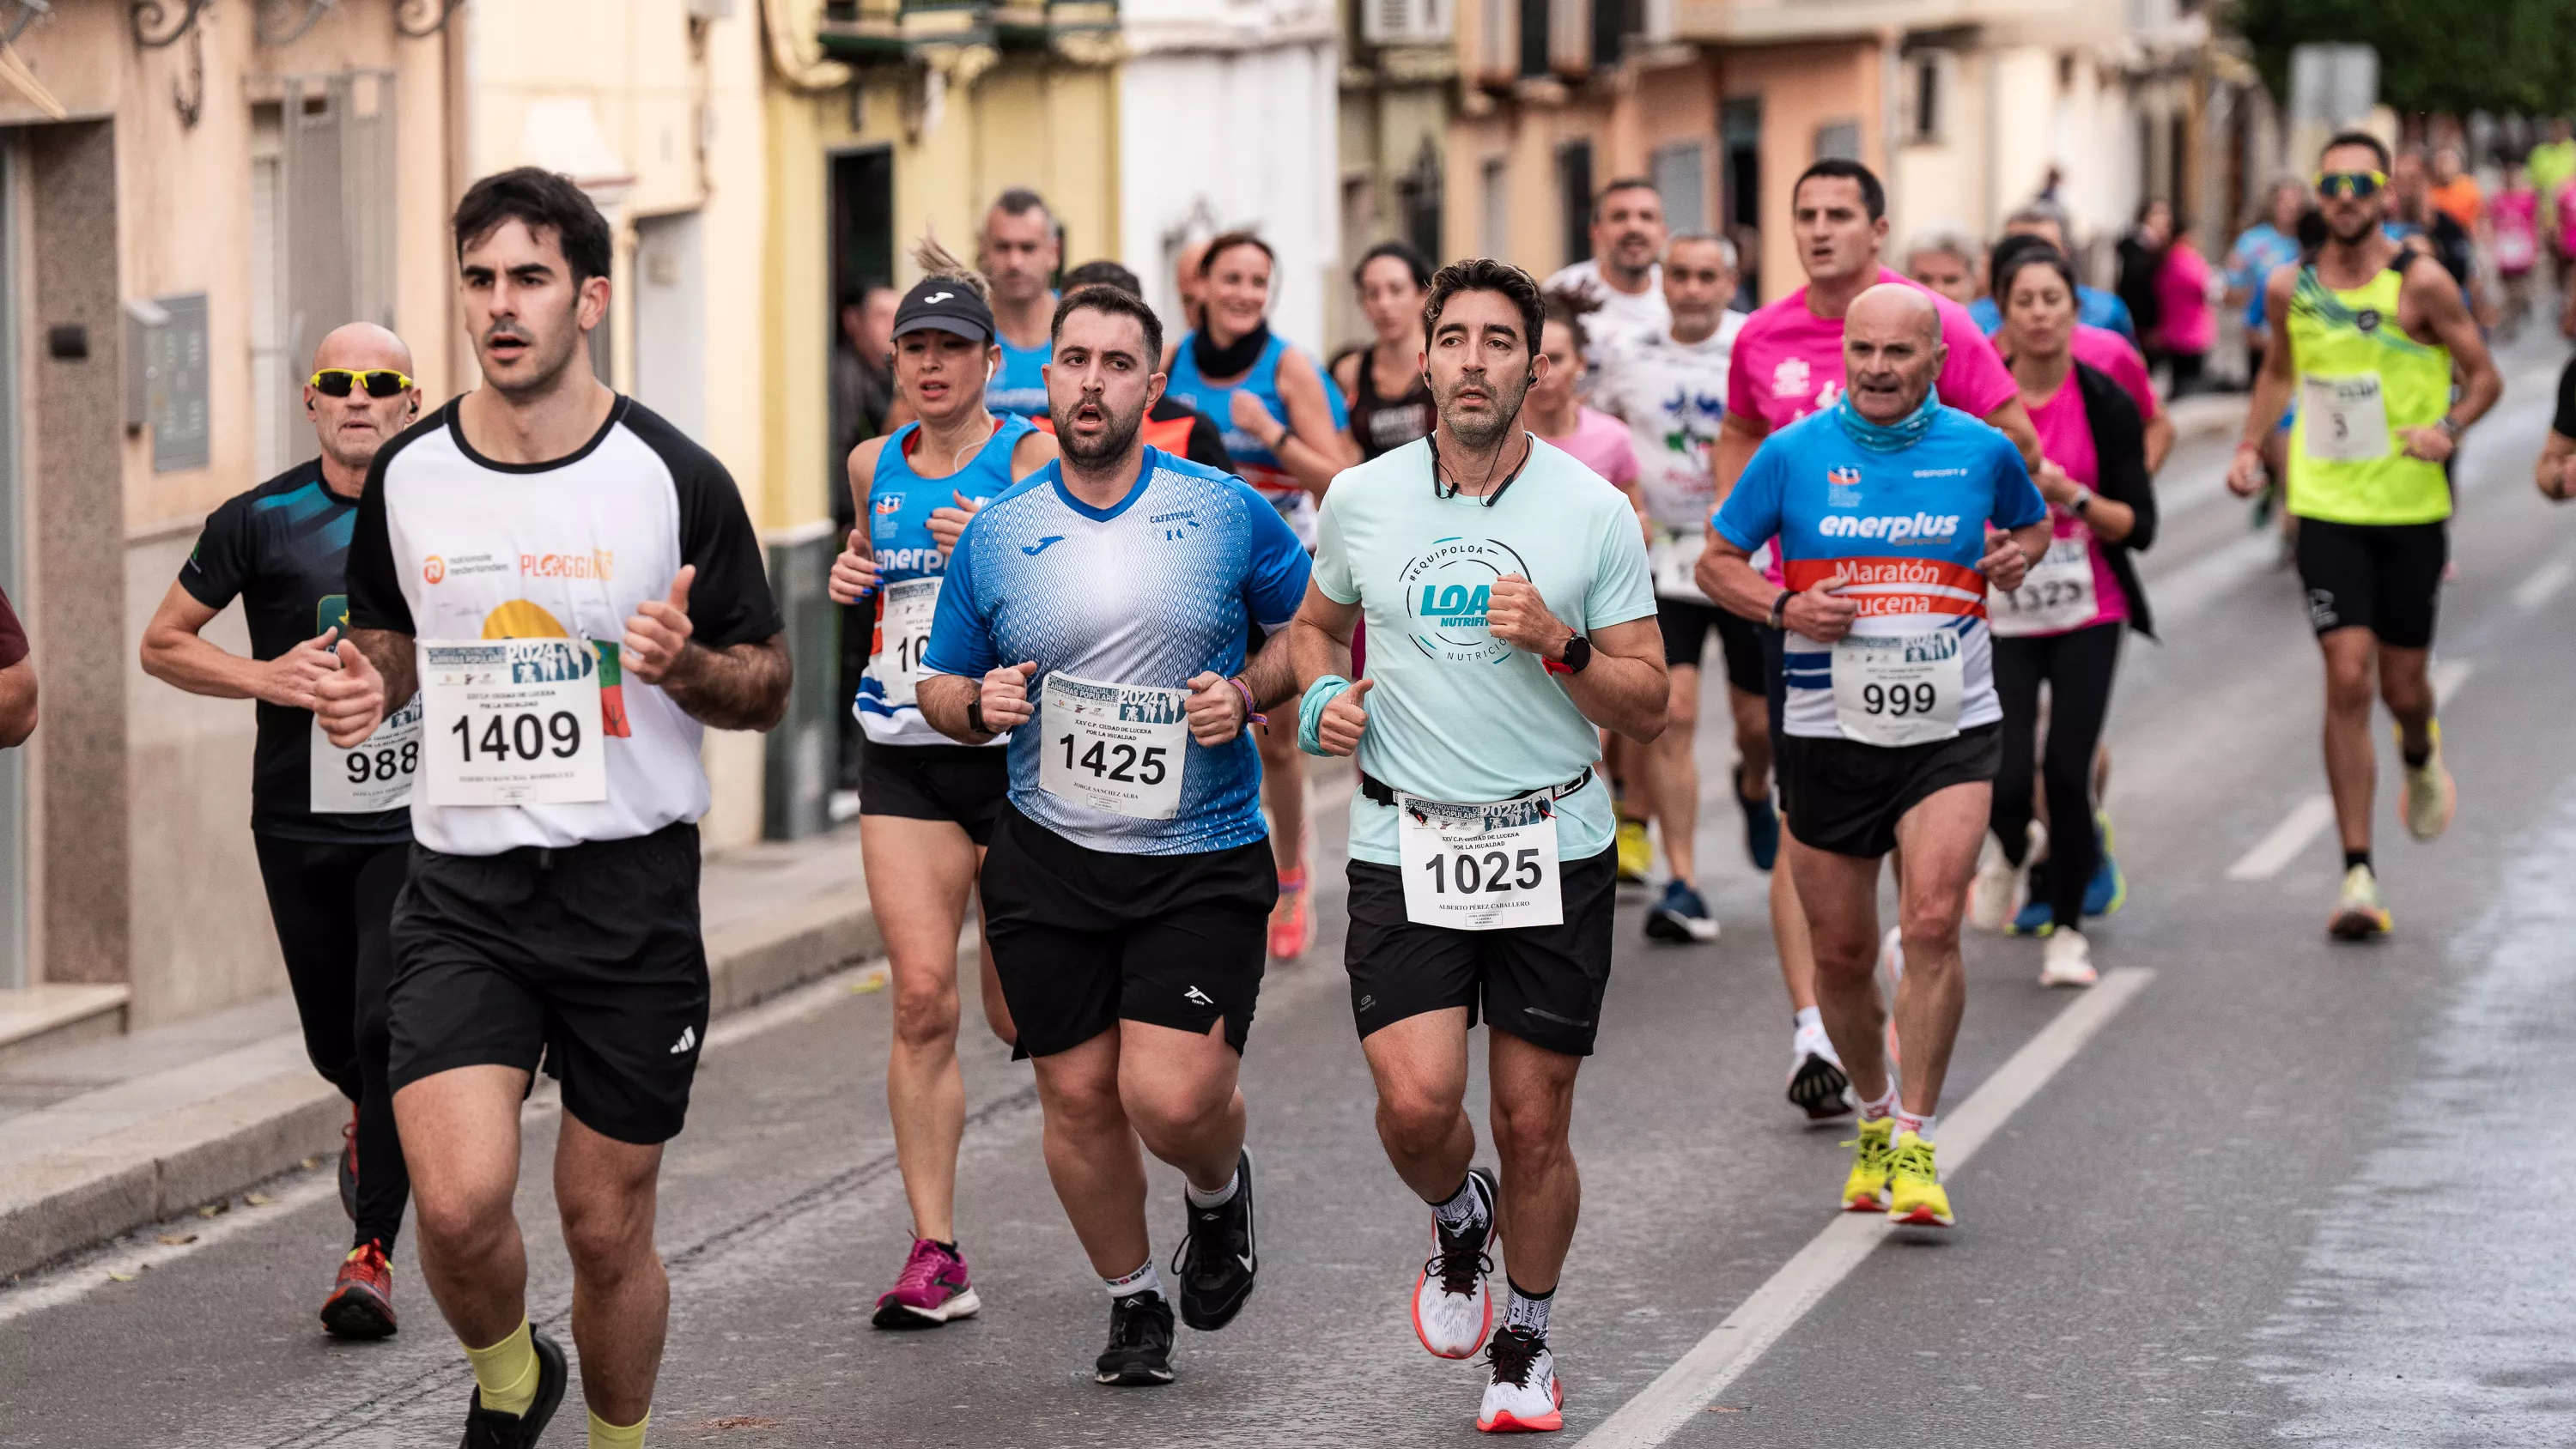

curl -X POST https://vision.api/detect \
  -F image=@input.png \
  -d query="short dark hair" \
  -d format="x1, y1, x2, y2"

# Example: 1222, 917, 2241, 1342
1062, 258, 1144, 295
2321, 130, 2391, 173
1989, 239, 2077, 312
1052, 283, 1163, 364
1423, 258, 1545, 361
1352, 239, 1433, 291
1592, 177, 1660, 221
1792, 158, 1886, 221
1199, 230, 1274, 276
453, 167, 613, 284
989, 185, 1053, 226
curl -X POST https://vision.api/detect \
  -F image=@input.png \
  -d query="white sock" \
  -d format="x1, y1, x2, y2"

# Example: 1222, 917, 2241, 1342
1896, 1109, 1937, 1144
1429, 1172, 1492, 1234
1858, 1084, 1897, 1122
1185, 1170, 1240, 1210
1793, 1006, 1822, 1035
1104, 1260, 1164, 1300
1503, 1280, 1552, 1340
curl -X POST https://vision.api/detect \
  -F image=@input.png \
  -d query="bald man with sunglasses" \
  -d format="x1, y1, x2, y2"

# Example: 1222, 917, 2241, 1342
140, 320, 428, 1342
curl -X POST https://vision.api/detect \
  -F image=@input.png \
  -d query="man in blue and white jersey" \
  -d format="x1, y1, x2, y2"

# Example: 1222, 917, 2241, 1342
916, 284, 1309, 1389
1701, 283, 2048, 1233
979, 187, 1060, 416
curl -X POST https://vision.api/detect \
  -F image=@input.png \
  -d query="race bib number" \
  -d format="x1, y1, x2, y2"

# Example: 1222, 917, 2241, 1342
309, 694, 421, 814
1038, 670, 1188, 819
872, 577, 941, 707
2301, 373, 2392, 463
1988, 535, 2097, 638
1649, 526, 1710, 602
1396, 793, 1563, 931
419, 639, 608, 806
1831, 629, 1964, 747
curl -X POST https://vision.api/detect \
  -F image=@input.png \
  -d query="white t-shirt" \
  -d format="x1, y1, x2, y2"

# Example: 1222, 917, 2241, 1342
347, 397, 783, 855
1542, 258, 1672, 363
1593, 312, 1747, 533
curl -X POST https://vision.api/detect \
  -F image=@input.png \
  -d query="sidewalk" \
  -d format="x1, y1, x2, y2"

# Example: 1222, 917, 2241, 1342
0, 825, 879, 1282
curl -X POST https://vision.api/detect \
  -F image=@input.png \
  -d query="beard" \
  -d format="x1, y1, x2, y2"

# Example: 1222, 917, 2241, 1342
1058, 393, 1147, 468
1434, 367, 1531, 452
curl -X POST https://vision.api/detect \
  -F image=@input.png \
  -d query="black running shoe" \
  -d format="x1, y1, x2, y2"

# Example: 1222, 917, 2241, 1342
1094, 1291, 1176, 1386
1171, 1146, 1259, 1331
458, 1330, 567, 1448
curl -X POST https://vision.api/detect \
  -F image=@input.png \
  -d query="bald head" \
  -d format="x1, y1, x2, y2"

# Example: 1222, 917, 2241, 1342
310, 321, 414, 374
1843, 283, 1945, 424
304, 322, 422, 488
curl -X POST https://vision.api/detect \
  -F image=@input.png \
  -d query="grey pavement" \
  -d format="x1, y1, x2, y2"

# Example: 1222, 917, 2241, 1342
7, 338, 2576, 1446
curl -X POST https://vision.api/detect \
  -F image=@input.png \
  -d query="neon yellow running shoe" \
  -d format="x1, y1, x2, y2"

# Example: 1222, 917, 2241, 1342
2398, 720, 2455, 842
1615, 816, 1652, 884
1886, 1132, 1953, 1228
1840, 1116, 1895, 1213
2330, 864, 2392, 942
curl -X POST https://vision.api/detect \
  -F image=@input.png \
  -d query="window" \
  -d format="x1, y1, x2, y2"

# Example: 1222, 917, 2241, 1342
1593, 0, 1642, 70
1518, 0, 1548, 77
1396, 137, 1444, 263
1479, 0, 1511, 74
1906, 52, 1952, 143
1557, 140, 1594, 268
1651, 141, 1706, 233
1480, 155, 1511, 258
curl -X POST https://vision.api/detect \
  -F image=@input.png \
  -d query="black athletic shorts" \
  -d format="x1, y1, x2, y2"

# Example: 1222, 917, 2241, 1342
1343, 847, 1617, 1058
1777, 724, 2002, 860
859, 739, 1008, 844
386, 822, 708, 1145
2295, 518, 2446, 649
1658, 597, 1765, 697
980, 803, 1275, 1059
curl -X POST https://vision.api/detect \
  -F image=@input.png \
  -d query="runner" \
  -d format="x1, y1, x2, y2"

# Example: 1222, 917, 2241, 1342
1973, 246, 2159, 985
1589, 233, 1778, 943
1543, 178, 1673, 362
138, 321, 426, 1341
1161, 231, 1359, 962
1702, 282, 2051, 1228
826, 243, 1059, 1331
1901, 224, 1983, 306
979, 187, 1061, 418
1333, 240, 1437, 462
1966, 204, 2140, 343
1291, 257, 1667, 1432
314, 168, 792, 1449
2226, 179, 2307, 393
914, 283, 1307, 1387
2530, 117, 2576, 288
2491, 161, 2542, 339
1712, 157, 2039, 1120
2226, 132, 2500, 939
1046, 259, 1235, 470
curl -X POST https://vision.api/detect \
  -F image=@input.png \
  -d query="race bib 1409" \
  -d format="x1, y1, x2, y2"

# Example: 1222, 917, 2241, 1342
419, 638, 609, 806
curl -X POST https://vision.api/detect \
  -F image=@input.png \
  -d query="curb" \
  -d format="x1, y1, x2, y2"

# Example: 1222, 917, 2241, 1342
0, 897, 878, 1282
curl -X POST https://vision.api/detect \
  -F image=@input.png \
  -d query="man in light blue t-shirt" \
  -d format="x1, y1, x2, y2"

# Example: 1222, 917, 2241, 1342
1286, 259, 1666, 1434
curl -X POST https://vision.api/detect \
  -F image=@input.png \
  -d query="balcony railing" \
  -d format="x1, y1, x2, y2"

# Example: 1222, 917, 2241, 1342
818, 0, 1116, 58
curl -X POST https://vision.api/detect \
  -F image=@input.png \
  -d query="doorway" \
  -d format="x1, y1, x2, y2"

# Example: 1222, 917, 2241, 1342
825, 147, 893, 809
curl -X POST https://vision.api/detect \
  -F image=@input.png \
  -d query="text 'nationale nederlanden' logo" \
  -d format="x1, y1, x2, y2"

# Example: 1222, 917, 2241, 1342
1395, 535, 1531, 665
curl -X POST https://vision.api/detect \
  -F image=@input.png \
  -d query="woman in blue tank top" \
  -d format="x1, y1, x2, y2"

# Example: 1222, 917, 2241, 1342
1158, 231, 1359, 964
827, 251, 1056, 1328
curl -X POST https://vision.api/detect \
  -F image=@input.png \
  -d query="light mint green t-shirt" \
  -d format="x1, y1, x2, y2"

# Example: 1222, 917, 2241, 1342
1313, 434, 1657, 867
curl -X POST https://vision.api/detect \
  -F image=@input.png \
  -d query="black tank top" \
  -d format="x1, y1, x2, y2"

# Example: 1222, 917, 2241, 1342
1348, 347, 1435, 460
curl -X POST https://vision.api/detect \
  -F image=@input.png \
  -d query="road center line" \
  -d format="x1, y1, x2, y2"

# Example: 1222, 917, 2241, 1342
2514, 559, 2573, 615
1576, 967, 2154, 1448
2433, 658, 2475, 707
2227, 795, 2336, 882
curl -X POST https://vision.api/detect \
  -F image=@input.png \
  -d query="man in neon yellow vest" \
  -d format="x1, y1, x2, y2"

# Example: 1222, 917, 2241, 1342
2227, 130, 2500, 941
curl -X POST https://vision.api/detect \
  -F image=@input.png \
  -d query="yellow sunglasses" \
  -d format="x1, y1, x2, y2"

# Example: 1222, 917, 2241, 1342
309, 367, 415, 398
2313, 169, 2388, 200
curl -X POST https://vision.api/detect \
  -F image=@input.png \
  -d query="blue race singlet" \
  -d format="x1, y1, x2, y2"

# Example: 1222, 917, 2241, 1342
1164, 330, 1326, 547
856, 413, 1039, 744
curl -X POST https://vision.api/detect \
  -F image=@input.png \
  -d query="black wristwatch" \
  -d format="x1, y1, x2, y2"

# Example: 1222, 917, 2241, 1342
1558, 634, 1593, 674
966, 697, 988, 736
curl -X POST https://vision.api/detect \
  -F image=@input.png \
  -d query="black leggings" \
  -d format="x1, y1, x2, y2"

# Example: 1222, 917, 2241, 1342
1990, 623, 2123, 930
253, 835, 411, 1251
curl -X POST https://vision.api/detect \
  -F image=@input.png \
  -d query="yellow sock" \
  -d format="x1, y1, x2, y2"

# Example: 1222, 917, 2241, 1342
589, 1410, 649, 1448
462, 1319, 540, 1418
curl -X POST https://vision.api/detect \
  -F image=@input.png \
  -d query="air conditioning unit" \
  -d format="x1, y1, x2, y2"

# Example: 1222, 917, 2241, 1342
1365, 0, 1450, 46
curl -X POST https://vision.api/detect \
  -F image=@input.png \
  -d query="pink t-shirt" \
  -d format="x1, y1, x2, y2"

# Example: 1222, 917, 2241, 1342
1544, 405, 1641, 488
1726, 267, 2020, 435
2071, 324, 2157, 424
2494, 188, 2540, 274
2021, 373, 2129, 632
2557, 181, 2576, 253
2154, 243, 2215, 354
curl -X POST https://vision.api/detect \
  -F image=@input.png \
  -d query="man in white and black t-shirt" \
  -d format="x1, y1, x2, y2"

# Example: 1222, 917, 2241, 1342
317, 168, 787, 1449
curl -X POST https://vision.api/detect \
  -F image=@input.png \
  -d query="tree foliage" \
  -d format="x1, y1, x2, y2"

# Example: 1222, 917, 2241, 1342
2225, 0, 2576, 117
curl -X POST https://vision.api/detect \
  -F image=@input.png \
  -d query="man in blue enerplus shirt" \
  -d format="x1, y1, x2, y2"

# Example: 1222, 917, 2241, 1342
917, 284, 1309, 1391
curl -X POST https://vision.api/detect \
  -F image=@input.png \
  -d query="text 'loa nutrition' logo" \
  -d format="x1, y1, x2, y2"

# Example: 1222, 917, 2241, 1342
1395, 535, 1531, 666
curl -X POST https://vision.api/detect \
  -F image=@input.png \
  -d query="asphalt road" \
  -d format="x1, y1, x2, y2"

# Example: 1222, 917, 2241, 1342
10, 338, 2576, 1447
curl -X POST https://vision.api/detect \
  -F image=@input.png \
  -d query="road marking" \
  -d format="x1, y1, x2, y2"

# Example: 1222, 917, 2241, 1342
2433, 658, 2474, 707
2514, 560, 2573, 614
2227, 795, 2336, 882
1576, 968, 2154, 1448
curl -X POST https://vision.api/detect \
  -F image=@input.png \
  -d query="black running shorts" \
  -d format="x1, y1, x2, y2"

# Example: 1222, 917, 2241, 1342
858, 740, 1009, 845
386, 822, 709, 1145
2294, 518, 2446, 649
1657, 597, 1765, 697
979, 804, 1275, 1059
1776, 724, 2002, 860
1342, 847, 1617, 1058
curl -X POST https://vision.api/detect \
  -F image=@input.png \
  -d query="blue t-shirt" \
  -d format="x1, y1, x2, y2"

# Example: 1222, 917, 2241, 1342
2227, 223, 2302, 330
987, 328, 1052, 417
1713, 406, 2045, 742
856, 414, 1038, 747
1970, 285, 2136, 343
923, 447, 1311, 855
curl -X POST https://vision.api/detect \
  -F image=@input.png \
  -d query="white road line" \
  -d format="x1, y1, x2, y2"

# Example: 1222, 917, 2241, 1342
2433, 658, 2475, 708
2514, 559, 2573, 615
2227, 795, 2336, 882
1576, 968, 2154, 1448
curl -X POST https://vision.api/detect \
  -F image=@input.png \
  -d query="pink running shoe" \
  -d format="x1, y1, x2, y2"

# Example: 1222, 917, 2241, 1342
872, 1238, 981, 1330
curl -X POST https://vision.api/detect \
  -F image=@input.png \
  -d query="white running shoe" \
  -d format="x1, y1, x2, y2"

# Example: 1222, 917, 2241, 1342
2038, 927, 2098, 988
1967, 834, 2025, 932
1477, 1328, 1562, 1434
1786, 1022, 1853, 1120
2399, 721, 2456, 842
1412, 1168, 1498, 1359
